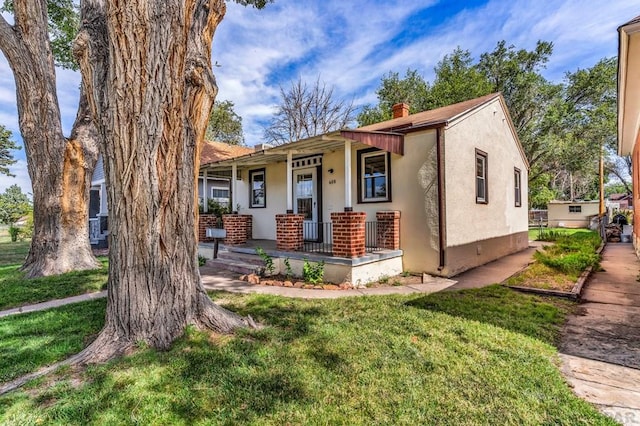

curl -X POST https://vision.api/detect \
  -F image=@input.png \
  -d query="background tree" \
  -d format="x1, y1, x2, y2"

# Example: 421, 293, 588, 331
0, 125, 19, 177
357, 69, 431, 125
205, 99, 245, 145
0, 0, 100, 277
265, 77, 356, 145
0, 184, 31, 225
429, 47, 492, 108
72, 0, 268, 363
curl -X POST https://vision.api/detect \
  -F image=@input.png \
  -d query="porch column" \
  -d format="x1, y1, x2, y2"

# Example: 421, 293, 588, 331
331, 211, 366, 257
344, 139, 352, 211
203, 169, 208, 213
286, 150, 293, 213
231, 163, 237, 213
276, 214, 304, 251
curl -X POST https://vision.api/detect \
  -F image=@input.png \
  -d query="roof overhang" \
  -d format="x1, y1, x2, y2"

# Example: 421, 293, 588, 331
201, 130, 404, 171
618, 18, 640, 156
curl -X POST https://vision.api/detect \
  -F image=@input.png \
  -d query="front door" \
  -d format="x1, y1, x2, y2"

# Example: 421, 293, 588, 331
293, 168, 318, 240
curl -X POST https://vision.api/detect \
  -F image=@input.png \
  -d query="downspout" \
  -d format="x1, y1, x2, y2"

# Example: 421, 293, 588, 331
436, 127, 446, 271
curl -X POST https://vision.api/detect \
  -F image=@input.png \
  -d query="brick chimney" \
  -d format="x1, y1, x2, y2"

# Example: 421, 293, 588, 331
392, 103, 410, 118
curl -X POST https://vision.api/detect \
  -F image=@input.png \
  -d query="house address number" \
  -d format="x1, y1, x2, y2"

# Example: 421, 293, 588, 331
329, 179, 337, 185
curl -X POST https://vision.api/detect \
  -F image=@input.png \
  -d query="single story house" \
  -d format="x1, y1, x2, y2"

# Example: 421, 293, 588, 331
547, 200, 600, 228
89, 140, 252, 247
200, 93, 529, 281
618, 16, 640, 254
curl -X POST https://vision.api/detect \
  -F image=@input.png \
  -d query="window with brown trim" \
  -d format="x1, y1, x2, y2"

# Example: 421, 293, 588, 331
514, 167, 522, 207
357, 148, 391, 203
476, 150, 488, 204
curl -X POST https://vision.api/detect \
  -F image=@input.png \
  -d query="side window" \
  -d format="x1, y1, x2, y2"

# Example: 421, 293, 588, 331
476, 149, 488, 204
514, 168, 522, 207
569, 205, 581, 213
249, 169, 266, 208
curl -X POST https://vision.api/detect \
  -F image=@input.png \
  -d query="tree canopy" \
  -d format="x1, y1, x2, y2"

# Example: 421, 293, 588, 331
0, 184, 31, 225
0, 125, 19, 177
358, 41, 620, 207
205, 100, 244, 145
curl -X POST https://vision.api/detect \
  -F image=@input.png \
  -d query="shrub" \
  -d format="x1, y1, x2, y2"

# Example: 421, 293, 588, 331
8, 225, 20, 242
534, 232, 601, 276
303, 259, 324, 284
255, 247, 275, 276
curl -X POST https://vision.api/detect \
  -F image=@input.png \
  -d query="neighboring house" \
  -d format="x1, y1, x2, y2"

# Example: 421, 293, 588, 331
618, 16, 640, 254
201, 93, 529, 280
547, 200, 600, 228
607, 193, 632, 211
89, 140, 252, 248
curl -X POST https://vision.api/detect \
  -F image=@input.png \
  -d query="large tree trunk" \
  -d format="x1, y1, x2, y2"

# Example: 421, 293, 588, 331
75, 0, 253, 361
0, 0, 100, 277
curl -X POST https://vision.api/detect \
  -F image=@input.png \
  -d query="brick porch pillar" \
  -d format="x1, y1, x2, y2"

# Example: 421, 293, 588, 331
198, 214, 219, 242
376, 211, 400, 250
331, 211, 366, 258
222, 214, 252, 245
276, 214, 304, 251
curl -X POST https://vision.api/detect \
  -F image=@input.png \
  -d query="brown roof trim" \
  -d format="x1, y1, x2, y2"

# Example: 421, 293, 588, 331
340, 130, 404, 155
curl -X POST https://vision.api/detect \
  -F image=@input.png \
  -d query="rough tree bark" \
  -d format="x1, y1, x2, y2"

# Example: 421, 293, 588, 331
0, 0, 100, 277
74, 0, 254, 362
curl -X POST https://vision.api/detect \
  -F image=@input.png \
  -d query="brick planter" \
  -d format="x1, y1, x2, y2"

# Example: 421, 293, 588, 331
376, 211, 400, 250
222, 214, 252, 245
331, 211, 366, 258
276, 214, 304, 251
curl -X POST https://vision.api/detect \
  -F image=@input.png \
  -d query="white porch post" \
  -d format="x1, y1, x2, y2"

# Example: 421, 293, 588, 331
203, 169, 208, 213
286, 150, 293, 213
231, 163, 237, 213
344, 139, 352, 211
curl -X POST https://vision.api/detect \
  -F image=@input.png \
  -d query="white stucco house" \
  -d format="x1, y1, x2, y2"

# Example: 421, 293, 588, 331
201, 93, 529, 280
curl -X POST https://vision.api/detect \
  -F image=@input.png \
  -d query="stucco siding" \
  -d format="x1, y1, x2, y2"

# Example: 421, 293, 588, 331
351, 130, 441, 274
443, 98, 529, 248
236, 163, 287, 240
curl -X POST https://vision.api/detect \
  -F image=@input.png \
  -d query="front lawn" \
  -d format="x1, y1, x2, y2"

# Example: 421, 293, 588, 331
0, 258, 108, 311
0, 287, 613, 425
528, 227, 592, 241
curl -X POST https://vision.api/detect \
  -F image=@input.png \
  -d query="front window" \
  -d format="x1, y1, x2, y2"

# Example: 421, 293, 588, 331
249, 169, 266, 208
476, 150, 488, 204
514, 168, 522, 207
359, 150, 390, 202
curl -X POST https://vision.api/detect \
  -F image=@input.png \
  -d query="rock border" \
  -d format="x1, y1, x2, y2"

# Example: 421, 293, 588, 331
504, 241, 606, 300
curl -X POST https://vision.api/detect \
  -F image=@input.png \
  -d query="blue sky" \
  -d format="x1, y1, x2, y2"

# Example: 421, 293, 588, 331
1, 0, 639, 194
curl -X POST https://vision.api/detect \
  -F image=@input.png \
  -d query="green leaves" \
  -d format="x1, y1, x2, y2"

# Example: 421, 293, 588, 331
0, 125, 19, 177
206, 100, 245, 145
0, 184, 31, 225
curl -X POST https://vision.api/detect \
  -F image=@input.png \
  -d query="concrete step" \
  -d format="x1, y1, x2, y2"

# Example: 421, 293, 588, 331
216, 250, 265, 267
205, 258, 262, 276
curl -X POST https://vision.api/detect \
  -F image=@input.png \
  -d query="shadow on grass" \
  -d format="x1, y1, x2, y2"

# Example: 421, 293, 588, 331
406, 284, 575, 346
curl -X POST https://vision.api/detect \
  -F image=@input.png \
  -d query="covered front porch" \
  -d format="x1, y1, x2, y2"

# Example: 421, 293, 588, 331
197, 130, 405, 283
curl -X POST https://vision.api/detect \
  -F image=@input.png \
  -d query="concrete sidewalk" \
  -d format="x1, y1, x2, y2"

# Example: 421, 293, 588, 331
559, 242, 640, 425
0, 290, 107, 319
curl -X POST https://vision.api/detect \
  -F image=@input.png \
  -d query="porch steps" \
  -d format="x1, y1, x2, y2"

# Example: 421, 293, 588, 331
205, 251, 265, 276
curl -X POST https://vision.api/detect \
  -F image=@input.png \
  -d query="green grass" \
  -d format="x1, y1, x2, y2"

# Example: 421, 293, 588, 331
0, 287, 613, 425
0, 299, 106, 383
528, 227, 592, 241
509, 231, 601, 291
0, 258, 108, 311
0, 241, 30, 267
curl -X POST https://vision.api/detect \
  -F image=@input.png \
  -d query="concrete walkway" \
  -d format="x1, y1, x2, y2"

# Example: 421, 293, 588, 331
559, 242, 640, 425
0, 290, 107, 319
